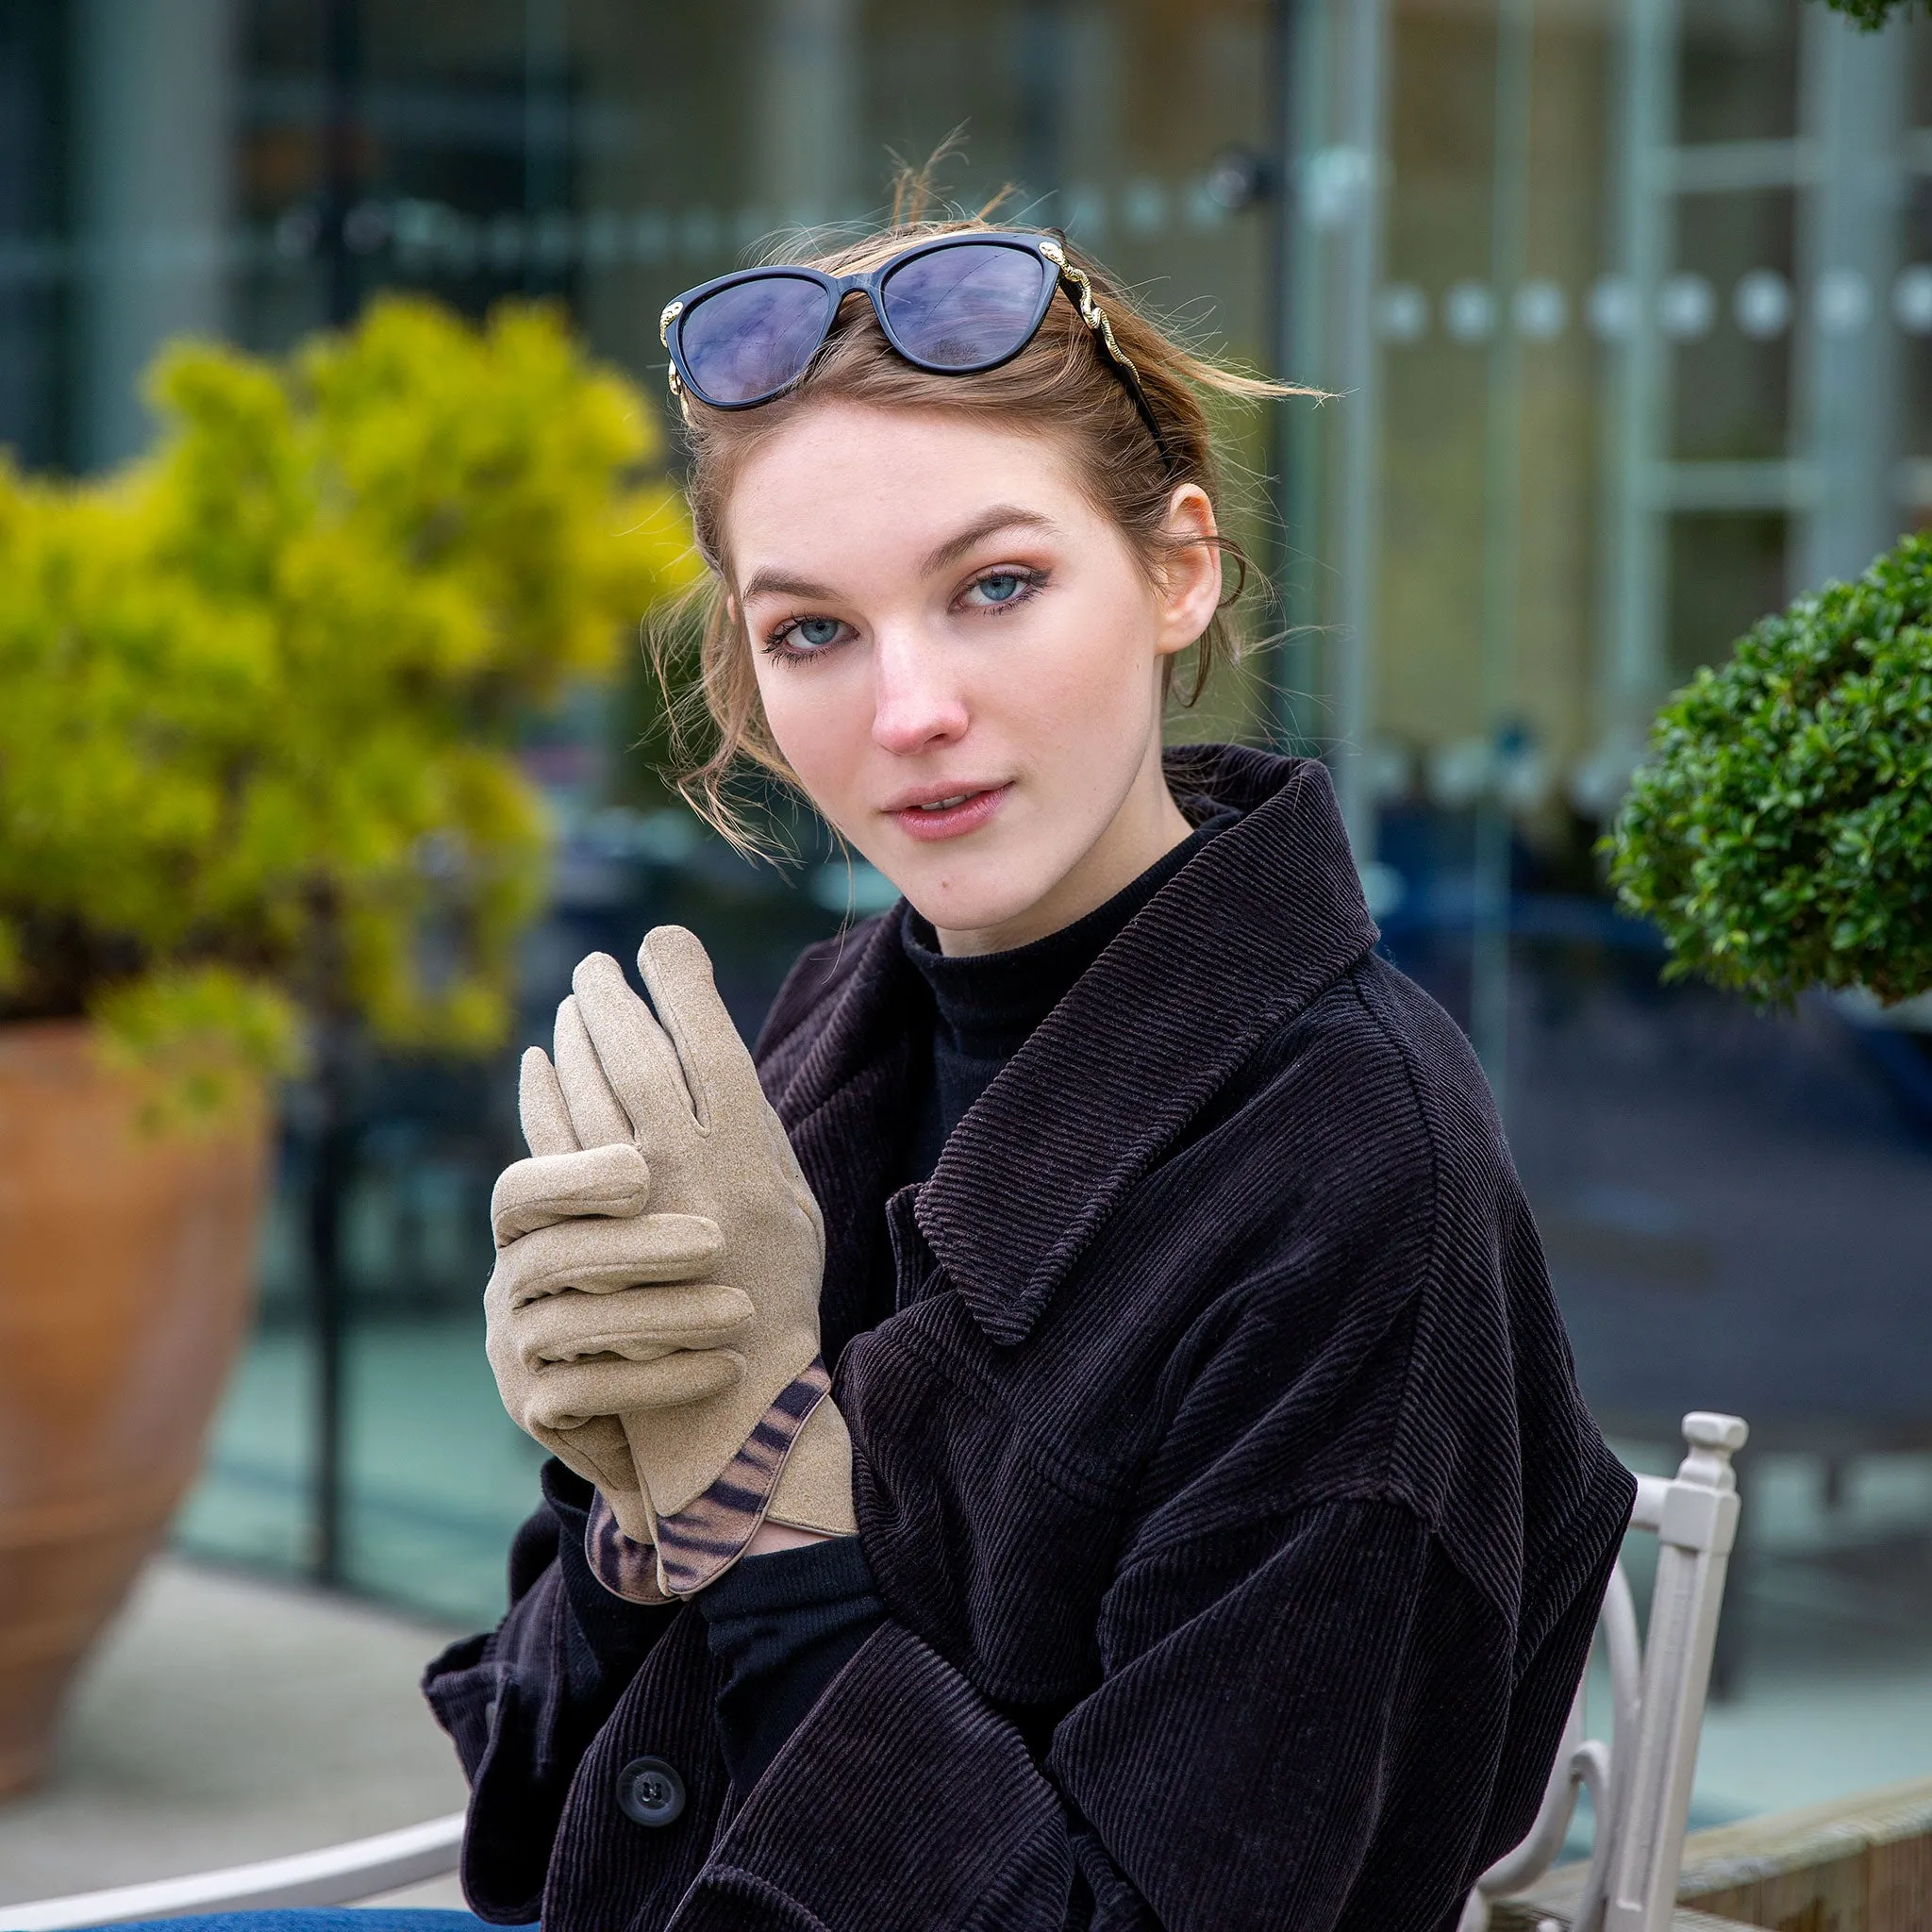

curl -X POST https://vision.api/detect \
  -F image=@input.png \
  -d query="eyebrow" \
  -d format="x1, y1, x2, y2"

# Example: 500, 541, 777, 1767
741, 567, 839, 602
738, 507, 1060, 607
920, 506, 1058, 578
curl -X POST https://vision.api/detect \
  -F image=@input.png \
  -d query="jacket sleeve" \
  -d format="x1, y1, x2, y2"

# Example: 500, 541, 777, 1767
423, 1462, 681, 1924
663, 1493, 1520, 1932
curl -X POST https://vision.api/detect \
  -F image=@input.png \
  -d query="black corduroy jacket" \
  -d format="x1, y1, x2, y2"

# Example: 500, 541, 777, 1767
425, 745, 1635, 1932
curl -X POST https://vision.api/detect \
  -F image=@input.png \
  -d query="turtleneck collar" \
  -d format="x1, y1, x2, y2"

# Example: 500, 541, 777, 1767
900, 808, 1236, 1062
894, 804, 1239, 1181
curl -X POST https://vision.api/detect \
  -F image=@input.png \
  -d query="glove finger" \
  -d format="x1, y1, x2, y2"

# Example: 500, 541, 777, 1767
636, 924, 768, 1135
554, 994, 636, 1150
495, 1211, 727, 1307
483, 1317, 639, 1498
491, 1144, 651, 1246
535, 1415, 639, 1500
517, 1281, 755, 1368
571, 952, 698, 1151
520, 1047, 579, 1157
526, 1347, 744, 1427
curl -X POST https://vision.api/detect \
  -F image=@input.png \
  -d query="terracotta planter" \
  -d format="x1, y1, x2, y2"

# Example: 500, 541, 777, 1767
0, 1022, 268, 1796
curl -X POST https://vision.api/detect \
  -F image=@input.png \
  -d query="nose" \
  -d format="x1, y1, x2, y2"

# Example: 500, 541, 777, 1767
870, 625, 968, 757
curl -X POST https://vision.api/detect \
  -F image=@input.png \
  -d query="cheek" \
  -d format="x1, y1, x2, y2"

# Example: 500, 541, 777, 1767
752, 657, 870, 815
1000, 577, 1160, 751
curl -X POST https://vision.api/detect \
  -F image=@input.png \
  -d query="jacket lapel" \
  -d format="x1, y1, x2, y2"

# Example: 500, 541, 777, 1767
764, 749, 1380, 1357
766, 914, 926, 1363
915, 751, 1379, 1347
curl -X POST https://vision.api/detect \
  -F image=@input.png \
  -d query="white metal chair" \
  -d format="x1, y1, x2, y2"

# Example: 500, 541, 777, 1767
6, 1410, 1746, 1931
1463, 1409, 1749, 1932
0, 1813, 465, 1929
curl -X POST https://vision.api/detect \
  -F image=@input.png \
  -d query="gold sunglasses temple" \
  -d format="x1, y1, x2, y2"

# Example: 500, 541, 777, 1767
1038, 240, 1171, 469
1038, 242, 1139, 381
659, 298, 691, 424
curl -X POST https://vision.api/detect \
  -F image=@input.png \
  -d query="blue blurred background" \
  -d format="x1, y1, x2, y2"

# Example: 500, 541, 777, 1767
2, 0, 1929, 1827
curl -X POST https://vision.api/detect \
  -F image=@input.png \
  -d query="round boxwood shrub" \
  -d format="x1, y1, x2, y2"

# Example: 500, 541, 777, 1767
1821, 0, 1921, 25
1608, 531, 1932, 1006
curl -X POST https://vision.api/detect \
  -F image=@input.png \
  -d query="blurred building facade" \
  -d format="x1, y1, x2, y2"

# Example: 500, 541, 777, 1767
2, 0, 1929, 1822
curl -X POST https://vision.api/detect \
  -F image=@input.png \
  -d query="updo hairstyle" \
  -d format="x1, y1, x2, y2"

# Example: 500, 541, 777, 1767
652, 179, 1308, 844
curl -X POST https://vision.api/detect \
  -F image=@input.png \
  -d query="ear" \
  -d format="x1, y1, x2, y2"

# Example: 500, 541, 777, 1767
1151, 484, 1224, 660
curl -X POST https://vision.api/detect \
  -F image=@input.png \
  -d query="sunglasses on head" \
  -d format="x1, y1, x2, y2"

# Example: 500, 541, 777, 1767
658, 230, 1174, 471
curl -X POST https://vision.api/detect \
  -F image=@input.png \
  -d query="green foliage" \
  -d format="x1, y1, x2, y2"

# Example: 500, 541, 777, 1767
94, 965, 301, 1134
1608, 531, 1932, 1005
1816, 0, 1923, 27
0, 296, 697, 1105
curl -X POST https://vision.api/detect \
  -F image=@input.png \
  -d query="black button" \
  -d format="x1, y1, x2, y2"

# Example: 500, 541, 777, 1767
615, 1756, 686, 1827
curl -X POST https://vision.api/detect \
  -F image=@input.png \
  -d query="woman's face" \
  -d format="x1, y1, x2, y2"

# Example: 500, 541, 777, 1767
725, 402, 1223, 953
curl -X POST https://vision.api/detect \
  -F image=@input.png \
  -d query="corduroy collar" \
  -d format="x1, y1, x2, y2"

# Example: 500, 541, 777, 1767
773, 747, 1379, 1348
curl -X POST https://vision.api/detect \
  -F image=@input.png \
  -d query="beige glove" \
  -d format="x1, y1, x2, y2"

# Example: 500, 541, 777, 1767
485, 1101, 753, 1532
556, 929, 856, 1541
485, 924, 856, 1586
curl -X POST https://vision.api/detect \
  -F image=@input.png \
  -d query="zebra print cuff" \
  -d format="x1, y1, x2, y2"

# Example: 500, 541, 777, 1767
584, 1357, 834, 1604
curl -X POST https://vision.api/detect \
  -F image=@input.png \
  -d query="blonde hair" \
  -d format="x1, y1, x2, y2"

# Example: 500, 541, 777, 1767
651, 177, 1313, 848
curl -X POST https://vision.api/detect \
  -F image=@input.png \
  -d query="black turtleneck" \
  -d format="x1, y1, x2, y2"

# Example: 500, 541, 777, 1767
682, 802, 1241, 1799
897, 806, 1238, 1191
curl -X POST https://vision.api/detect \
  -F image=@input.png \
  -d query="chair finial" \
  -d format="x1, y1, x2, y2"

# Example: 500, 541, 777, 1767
1682, 1411, 1748, 1454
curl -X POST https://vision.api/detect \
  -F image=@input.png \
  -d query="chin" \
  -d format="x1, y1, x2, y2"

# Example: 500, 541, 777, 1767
895, 860, 1050, 941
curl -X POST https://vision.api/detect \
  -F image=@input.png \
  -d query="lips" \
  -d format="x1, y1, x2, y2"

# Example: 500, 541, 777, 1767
889, 783, 1011, 842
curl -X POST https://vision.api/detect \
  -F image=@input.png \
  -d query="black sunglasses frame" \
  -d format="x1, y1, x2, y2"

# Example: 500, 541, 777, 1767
658, 230, 1174, 472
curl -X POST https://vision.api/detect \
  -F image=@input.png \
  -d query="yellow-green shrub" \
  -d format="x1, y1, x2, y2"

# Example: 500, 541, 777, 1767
0, 296, 696, 1110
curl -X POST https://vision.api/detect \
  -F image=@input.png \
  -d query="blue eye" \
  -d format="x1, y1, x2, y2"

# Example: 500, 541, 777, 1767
961, 569, 1041, 612
763, 612, 853, 661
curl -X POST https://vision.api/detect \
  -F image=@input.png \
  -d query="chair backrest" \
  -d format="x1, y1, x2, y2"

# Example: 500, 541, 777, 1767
1463, 1409, 1749, 1932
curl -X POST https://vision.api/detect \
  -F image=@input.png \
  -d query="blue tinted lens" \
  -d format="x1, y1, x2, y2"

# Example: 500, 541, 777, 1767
678, 275, 835, 405
879, 244, 1048, 370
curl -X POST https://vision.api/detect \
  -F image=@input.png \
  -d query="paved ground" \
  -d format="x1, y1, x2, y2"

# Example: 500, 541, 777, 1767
0, 1559, 470, 1913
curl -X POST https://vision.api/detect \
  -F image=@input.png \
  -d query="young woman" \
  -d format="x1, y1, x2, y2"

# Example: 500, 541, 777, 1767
428, 208, 1636, 1932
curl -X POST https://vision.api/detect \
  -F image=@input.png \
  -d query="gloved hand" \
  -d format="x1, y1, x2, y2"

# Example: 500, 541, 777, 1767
483, 1070, 744, 1536
484, 924, 856, 1591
